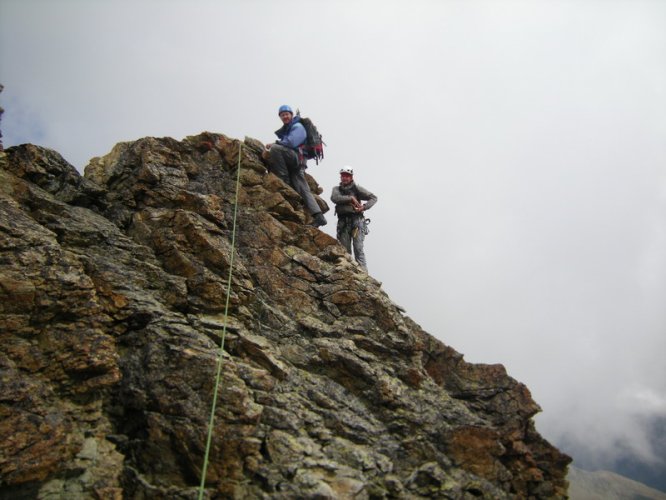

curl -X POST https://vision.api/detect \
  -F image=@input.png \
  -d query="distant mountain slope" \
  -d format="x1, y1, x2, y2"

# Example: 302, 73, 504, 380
568, 466, 666, 500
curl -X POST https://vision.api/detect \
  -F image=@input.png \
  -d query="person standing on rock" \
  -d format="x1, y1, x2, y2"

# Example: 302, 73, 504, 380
264, 105, 327, 228
331, 167, 377, 271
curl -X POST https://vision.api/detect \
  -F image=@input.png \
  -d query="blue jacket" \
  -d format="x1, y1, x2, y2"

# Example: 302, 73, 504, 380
274, 116, 307, 150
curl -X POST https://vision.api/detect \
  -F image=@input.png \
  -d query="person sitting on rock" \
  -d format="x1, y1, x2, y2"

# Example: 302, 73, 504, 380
330, 166, 377, 271
264, 105, 327, 228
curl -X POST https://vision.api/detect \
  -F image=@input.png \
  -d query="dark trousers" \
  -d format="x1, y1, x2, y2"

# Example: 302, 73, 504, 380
268, 145, 320, 215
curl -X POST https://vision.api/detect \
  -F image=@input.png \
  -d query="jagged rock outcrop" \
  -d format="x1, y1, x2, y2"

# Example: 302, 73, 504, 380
0, 134, 571, 499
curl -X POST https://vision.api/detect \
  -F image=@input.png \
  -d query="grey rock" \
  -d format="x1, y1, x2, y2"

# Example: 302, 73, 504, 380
0, 136, 570, 499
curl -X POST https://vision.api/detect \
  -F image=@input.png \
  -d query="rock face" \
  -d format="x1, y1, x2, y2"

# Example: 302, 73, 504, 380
0, 134, 571, 499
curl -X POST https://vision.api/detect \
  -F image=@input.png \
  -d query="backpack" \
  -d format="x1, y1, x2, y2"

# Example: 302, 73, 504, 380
296, 111, 325, 165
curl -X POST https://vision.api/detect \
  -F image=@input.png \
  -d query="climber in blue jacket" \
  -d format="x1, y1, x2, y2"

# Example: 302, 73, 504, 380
265, 105, 327, 228
275, 110, 306, 149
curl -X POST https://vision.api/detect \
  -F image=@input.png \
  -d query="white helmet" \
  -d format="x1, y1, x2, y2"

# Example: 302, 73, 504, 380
339, 166, 354, 175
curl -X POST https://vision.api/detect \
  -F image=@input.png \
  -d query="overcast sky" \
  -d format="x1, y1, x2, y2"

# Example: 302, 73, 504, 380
2, 0, 665, 482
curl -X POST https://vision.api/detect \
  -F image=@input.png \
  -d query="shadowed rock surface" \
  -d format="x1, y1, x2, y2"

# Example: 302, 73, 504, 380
0, 134, 571, 499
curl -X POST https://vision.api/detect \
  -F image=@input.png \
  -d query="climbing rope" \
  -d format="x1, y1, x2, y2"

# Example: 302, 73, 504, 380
198, 142, 243, 499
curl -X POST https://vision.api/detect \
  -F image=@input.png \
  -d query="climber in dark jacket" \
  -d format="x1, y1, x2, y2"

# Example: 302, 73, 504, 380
330, 166, 377, 271
265, 105, 327, 228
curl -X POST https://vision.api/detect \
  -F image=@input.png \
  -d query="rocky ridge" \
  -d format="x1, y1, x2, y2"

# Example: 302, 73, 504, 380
0, 134, 570, 498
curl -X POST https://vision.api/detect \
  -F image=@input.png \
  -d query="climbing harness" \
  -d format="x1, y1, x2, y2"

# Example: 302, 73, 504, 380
197, 143, 243, 499
348, 216, 371, 239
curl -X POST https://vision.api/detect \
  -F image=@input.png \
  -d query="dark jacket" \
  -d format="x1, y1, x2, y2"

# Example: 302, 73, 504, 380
331, 181, 377, 216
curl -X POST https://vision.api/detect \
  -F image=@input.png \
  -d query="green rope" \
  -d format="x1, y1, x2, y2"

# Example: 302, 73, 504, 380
198, 142, 243, 499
